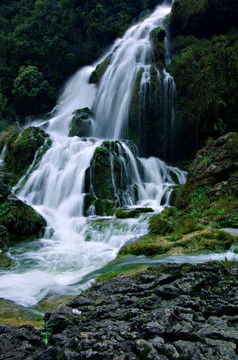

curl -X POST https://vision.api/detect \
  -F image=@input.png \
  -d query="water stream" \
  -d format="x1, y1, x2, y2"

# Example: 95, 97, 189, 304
0, 3, 236, 309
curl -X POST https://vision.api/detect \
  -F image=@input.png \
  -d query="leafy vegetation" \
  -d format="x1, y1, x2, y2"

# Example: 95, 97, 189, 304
0, 0, 159, 125
167, 33, 238, 156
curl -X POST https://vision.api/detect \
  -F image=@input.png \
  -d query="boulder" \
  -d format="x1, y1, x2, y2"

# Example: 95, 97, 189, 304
4, 126, 50, 185
115, 207, 154, 219
187, 132, 238, 195
150, 26, 166, 70
84, 141, 137, 216
0, 194, 46, 244
68, 108, 92, 137
0, 181, 10, 203
0, 225, 8, 250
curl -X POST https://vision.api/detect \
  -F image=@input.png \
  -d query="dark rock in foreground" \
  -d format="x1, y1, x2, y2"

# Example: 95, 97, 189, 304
1, 261, 238, 359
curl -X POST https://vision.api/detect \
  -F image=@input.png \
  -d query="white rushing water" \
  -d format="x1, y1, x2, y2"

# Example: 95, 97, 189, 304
0, 3, 232, 308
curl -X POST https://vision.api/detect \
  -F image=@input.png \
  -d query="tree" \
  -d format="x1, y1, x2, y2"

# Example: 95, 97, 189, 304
12, 65, 55, 118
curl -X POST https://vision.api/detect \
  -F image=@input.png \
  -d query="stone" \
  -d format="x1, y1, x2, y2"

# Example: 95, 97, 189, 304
2, 262, 238, 359
187, 132, 238, 189
0, 225, 8, 250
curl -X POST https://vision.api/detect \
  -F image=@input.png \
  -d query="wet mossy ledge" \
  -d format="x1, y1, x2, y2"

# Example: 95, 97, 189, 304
4, 126, 51, 186
0, 125, 49, 268
118, 132, 238, 259
0, 195, 46, 269
68, 107, 92, 137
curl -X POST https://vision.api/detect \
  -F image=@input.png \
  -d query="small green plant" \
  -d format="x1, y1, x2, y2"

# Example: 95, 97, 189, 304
189, 186, 210, 204
0, 202, 15, 217
219, 256, 237, 267
40, 320, 52, 345
217, 208, 225, 215
218, 216, 238, 228
202, 156, 211, 165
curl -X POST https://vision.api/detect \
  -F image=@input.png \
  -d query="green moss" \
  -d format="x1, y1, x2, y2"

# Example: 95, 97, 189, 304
149, 215, 174, 235
69, 108, 91, 137
94, 198, 115, 216
115, 207, 154, 219
90, 54, 112, 84
0, 199, 46, 244
4, 126, 49, 185
118, 228, 236, 258
0, 123, 19, 152
0, 253, 14, 268
150, 26, 166, 69
167, 33, 238, 154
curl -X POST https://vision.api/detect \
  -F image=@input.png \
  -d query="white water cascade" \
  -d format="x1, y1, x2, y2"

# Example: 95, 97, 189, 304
0, 3, 188, 307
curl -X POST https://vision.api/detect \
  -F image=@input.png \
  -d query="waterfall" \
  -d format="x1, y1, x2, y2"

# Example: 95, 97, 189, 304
0, 3, 186, 307
92, 5, 172, 141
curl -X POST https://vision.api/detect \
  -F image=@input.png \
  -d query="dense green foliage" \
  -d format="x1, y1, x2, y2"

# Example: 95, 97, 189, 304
0, 0, 158, 124
170, 0, 238, 39
168, 0, 238, 158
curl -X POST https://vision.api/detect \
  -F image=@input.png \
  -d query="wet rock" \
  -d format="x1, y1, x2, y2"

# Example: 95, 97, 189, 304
150, 26, 166, 69
0, 225, 8, 250
68, 108, 92, 137
84, 141, 138, 216
0, 181, 10, 203
89, 54, 112, 85
187, 132, 238, 191
4, 126, 49, 185
0, 194, 46, 244
115, 207, 154, 219
2, 262, 238, 359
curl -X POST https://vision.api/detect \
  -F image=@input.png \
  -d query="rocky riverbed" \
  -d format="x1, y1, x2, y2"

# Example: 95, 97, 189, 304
1, 261, 238, 359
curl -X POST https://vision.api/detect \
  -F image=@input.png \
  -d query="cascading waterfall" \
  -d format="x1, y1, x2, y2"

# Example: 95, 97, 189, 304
0, 3, 188, 307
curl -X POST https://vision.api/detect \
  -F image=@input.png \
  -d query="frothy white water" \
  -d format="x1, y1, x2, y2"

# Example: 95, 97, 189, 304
47, 67, 96, 137
92, 4, 171, 139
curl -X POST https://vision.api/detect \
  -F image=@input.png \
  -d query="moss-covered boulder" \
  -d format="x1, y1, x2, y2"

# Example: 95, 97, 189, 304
0, 181, 10, 203
0, 195, 46, 244
84, 141, 138, 216
187, 132, 238, 191
0, 225, 8, 250
4, 126, 50, 185
0, 123, 20, 153
0, 253, 14, 269
115, 207, 154, 219
68, 108, 92, 137
128, 65, 167, 158
117, 227, 236, 257
89, 54, 112, 85
150, 26, 166, 70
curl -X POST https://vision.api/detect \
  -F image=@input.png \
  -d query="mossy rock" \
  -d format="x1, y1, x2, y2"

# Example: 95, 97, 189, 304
149, 215, 174, 235
84, 193, 96, 216
4, 126, 49, 185
90, 54, 112, 85
0, 123, 20, 153
94, 199, 116, 216
117, 227, 236, 258
88, 140, 129, 201
0, 195, 46, 244
115, 207, 154, 219
0, 253, 14, 269
69, 108, 91, 137
0, 225, 9, 250
150, 27, 166, 70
